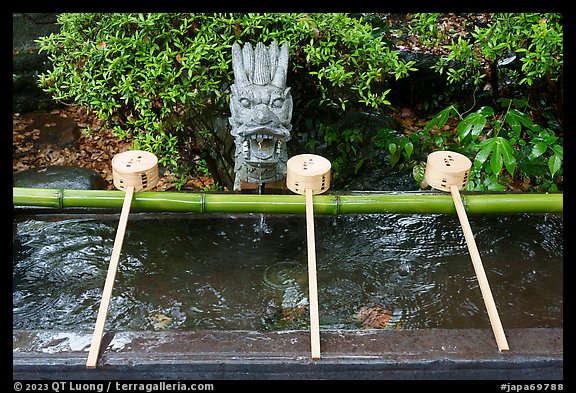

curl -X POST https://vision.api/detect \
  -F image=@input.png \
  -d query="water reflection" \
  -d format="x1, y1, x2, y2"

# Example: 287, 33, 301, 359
13, 212, 562, 331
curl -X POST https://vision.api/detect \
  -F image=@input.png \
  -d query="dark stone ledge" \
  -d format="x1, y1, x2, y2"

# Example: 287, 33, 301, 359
13, 328, 563, 380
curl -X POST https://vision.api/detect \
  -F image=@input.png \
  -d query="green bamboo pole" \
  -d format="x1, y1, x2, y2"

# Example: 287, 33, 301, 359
12, 187, 563, 215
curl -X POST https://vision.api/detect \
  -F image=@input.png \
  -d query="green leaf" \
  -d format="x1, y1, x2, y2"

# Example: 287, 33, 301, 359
550, 144, 563, 159
490, 142, 503, 174
548, 154, 562, 177
497, 137, 517, 176
412, 161, 426, 186
390, 148, 402, 167
505, 109, 540, 134
538, 130, 558, 145
456, 111, 488, 141
475, 138, 496, 164
475, 137, 516, 176
477, 106, 495, 117
530, 141, 548, 158
483, 175, 507, 191
504, 110, 521, 135
403, 141, 414, 159
424, 105, 458, 131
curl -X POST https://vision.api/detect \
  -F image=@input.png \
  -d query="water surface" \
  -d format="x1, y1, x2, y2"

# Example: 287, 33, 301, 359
13, 211, 563, 331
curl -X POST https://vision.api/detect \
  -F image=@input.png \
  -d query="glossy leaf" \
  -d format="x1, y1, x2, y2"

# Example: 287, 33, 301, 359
483, 175, 507, 191
475, 136, 516, 176
475, 138, 495, 165
424, 105, 458, 131
403, 141, 414, 159
456, 106, 493, 141
412, 162, 426, 186
498, 137, 517, 176
550, 144, 563, 159
548, 154, 562, 177
490, 142, 503, 174
530, 141, 548, 158
505, 109, 540, 135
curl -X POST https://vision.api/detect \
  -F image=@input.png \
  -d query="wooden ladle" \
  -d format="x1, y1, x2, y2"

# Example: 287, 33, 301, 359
286, 154, 331, 359
86, 150, 159, 368
423, 150, 509, 352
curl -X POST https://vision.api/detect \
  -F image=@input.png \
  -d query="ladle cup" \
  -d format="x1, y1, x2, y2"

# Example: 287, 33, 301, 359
86, 150, 158, 368
286, 154, 331, 359
423, 150, 509, 352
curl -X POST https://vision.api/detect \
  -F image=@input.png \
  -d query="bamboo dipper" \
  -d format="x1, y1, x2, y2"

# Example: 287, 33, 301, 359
286, 154, 331, 359
423, 150, 509, 352
86, 150, 159, 368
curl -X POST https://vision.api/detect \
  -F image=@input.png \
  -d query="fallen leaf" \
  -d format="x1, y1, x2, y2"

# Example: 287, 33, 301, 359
354, 306, 393, 329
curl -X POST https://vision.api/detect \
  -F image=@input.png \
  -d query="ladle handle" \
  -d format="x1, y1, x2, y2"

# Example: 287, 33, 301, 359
450, 185, 509, 352
86, 185, 135, 368
305, 188, 321, 359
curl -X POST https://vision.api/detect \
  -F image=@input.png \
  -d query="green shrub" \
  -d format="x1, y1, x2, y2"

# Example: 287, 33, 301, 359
399, 13, 563, 192
409, 13, 563, 88
36, 13, 417, 189
419, 98, 562, 192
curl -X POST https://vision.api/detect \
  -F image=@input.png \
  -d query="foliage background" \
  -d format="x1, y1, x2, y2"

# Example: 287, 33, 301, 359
34, 13, 563, 192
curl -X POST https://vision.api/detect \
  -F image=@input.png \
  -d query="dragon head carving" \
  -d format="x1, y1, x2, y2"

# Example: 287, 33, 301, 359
229, 41, 293, 190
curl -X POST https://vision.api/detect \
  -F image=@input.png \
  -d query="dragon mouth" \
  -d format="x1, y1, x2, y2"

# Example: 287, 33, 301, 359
243, 134, 280, 163
238, 127, 289, 166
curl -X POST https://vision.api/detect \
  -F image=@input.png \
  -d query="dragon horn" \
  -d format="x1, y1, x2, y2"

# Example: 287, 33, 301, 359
253, 42, 271, 86
231, 42, 248, 86
271, 42, 289, 89
268, 41, 279, 81
242, 42, 254, 82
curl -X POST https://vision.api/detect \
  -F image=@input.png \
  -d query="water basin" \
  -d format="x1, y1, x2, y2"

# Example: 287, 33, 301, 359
13, 211, 563, 332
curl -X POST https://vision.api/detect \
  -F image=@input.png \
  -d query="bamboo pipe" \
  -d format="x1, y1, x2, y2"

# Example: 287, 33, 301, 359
423, 150, 509, 352
287, 154, 332, 360
12, 188, 563, 215
86, 151, 158, 368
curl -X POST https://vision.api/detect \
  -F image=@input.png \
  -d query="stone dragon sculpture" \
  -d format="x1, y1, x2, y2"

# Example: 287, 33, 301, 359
229, 41, 293, 190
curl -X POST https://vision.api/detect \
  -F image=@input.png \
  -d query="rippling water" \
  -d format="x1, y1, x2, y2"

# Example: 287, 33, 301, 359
13, 212, 563, 331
